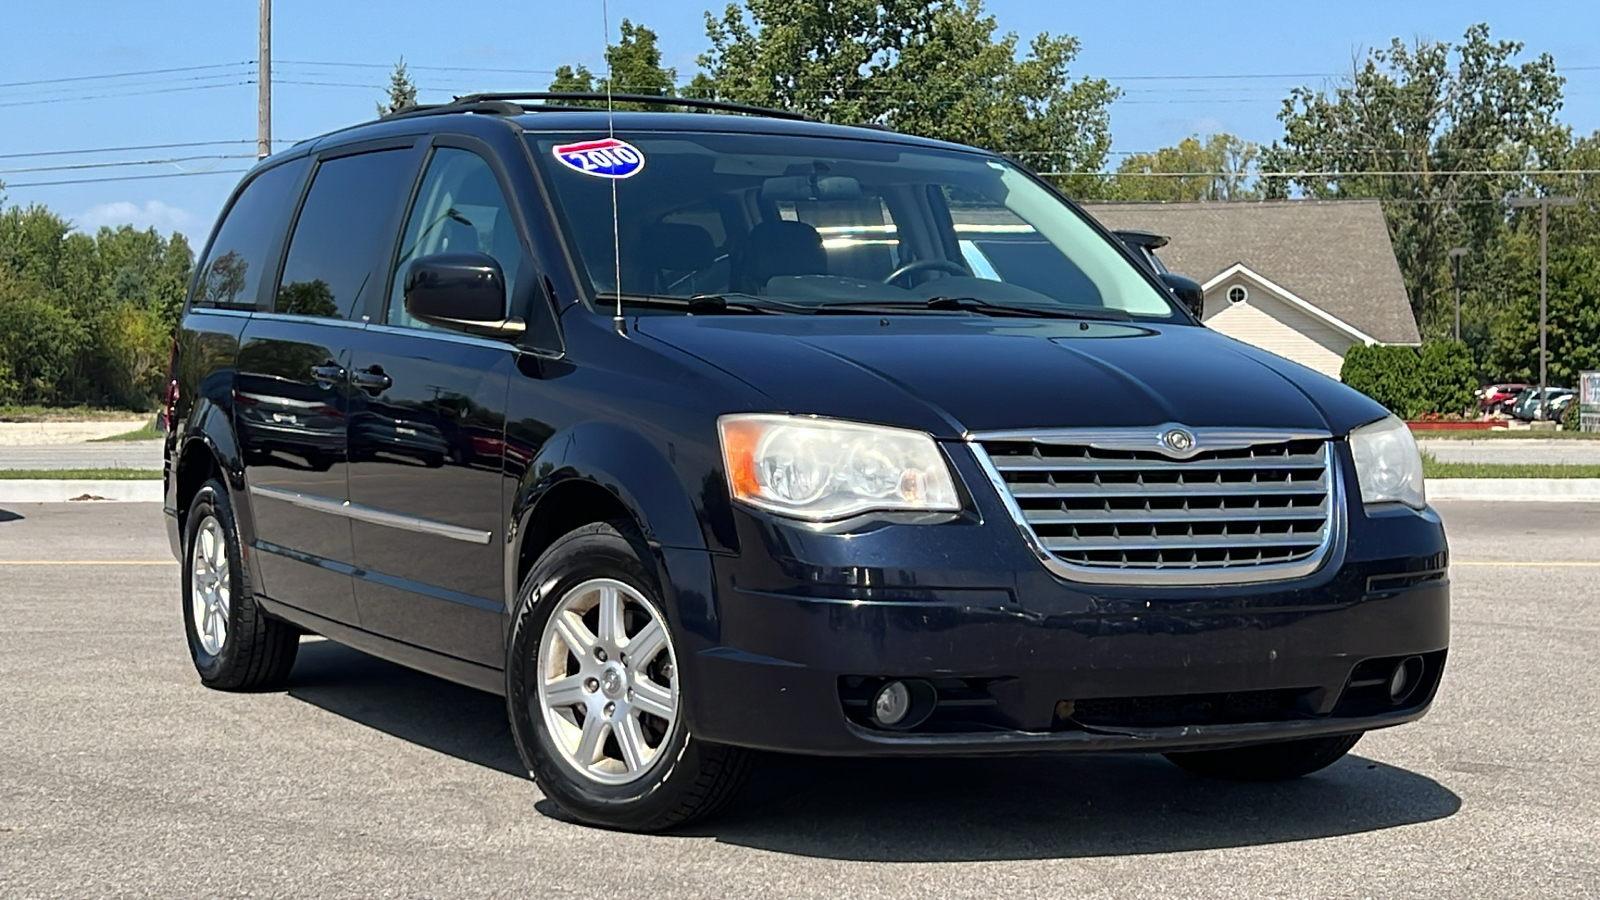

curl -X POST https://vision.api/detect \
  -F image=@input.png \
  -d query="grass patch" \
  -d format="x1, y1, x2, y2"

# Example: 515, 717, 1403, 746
91, 424, 163, 442
1423, 455, 1600, 479
0, 468, 161, 480
0, 406, 145, 423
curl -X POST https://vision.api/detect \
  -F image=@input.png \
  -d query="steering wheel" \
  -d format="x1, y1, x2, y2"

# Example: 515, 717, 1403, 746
882, 258, 970, 287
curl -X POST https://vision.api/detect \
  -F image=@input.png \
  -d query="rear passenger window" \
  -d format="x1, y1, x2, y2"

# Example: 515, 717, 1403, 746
192, 159, 306, 311
276, 149, 415, 320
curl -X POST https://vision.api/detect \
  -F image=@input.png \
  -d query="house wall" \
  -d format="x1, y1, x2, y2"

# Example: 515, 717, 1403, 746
1201, 279, 1359, 380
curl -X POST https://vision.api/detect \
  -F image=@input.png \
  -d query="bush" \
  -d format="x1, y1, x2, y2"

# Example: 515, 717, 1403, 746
1417, 342, 1478, 416
1341, 344, 1423, 418
0, 295, 87, 406
94, 304, 171, 411
1341, 342, 1477, 419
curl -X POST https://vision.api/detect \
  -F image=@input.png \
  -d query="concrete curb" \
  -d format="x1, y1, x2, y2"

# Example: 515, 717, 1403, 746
1428, 478, 1600, 502
0, 480, 164, 503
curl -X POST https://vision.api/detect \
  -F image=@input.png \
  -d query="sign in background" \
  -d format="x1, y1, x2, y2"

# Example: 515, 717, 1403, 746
1581, 370, 1600, 433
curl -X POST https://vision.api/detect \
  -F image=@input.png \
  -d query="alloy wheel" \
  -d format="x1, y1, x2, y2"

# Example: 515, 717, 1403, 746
536, 578, 679, 786
190, 515, 231, 656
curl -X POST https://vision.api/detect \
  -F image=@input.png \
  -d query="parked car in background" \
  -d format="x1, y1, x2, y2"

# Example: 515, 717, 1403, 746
1477, 383, 1530, 415
1549, 392, 1577, 423
1512, 387, 1574, 421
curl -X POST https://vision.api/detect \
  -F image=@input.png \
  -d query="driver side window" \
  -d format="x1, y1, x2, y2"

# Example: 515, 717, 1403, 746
387, 148, 521, 328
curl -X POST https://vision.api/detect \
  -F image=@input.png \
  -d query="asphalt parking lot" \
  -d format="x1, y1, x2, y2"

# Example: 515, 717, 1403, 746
2, 501, 1597, 898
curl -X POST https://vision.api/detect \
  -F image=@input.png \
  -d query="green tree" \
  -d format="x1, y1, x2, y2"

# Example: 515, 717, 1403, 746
689, 0, 1118, 197
1487, 244, 1600, 386
1109, 134, 1260, 202
0, 197, 192, 409
0, 293, 86, 406
547, 19, 677, 105
378, 56, 418, 117
1262, 24, 1568, 338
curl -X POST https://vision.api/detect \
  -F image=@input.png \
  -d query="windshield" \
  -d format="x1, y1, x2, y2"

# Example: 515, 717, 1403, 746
528, 130, 1182, 319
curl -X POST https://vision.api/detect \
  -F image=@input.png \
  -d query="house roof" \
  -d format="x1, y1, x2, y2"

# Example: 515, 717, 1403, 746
1084, 199, 1421, 344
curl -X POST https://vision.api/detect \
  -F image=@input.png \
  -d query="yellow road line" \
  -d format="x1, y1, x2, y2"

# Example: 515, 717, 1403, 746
0, 560, 175, 566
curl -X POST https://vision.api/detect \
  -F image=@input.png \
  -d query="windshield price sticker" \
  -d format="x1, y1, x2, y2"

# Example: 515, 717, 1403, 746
552, 138, 646, 179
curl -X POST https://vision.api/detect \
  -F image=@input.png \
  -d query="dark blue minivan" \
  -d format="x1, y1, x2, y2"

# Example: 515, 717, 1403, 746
163, 95, 1448, 831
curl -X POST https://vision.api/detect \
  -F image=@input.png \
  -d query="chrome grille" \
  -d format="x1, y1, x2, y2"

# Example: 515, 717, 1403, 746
973, 427, 1338, 585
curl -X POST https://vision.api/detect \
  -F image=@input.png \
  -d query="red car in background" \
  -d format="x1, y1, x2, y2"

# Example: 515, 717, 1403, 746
1479, 383, 1531, 415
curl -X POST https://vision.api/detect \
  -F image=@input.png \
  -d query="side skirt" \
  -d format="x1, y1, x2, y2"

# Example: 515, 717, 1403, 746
258, 595, 505, 696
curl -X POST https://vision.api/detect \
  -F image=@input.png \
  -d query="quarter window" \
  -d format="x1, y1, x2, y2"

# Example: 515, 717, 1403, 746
387, 148, 521, 328
276, 148, 415, 320
191, 159, 306, 311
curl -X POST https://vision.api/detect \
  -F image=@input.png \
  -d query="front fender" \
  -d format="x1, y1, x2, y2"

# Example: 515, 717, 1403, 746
508, 420, 708, 554
503, 420, 725, 654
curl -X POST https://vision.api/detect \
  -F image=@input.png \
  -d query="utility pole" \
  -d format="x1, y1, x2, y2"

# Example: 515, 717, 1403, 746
1448, 247, 1468, 343
257, 0, 272, 159
1508, 195, 1577, 418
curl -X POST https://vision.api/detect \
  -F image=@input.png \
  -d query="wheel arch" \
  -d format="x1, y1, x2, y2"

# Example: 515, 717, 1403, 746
505, 420, 712, 615
171, 396, 263, 590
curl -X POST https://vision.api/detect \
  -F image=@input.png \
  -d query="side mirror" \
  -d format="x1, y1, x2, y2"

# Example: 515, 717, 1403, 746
1160, 272, 1205, 318
403, 252, 525, 339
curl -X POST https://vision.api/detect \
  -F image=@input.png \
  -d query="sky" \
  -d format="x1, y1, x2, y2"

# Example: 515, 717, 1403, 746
3, 0, 1598, 243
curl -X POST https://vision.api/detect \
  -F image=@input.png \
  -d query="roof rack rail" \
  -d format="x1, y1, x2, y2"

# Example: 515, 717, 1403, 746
381, 92, 813, 123
463, 92, 814, 121
378, 99, 526, 122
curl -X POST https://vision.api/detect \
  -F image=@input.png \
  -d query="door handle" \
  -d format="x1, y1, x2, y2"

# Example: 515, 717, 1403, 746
310, 363, 347, 388
351, 365, 392, 394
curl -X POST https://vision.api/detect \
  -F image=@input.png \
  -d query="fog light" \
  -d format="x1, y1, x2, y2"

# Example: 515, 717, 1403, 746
873, 681, 912, 727
1389, 655, 1425, 703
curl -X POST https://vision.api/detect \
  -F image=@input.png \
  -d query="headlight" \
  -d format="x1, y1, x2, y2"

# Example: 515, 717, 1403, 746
718, 414, 960, 521
1349, 415, 1426, 509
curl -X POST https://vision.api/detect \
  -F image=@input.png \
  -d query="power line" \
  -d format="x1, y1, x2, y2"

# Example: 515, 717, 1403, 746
0, 61, 251, 90
0, 154, 257, 176
0, 71, 254, 102
1, 169, 251, 189
279, 59, 561, 75
0, 81, 254, 109
273, 79, 387, 90
0, 140, 267, 161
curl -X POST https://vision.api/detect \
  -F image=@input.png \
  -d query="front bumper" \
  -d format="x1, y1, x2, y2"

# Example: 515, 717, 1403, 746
671, 444, 1450, 757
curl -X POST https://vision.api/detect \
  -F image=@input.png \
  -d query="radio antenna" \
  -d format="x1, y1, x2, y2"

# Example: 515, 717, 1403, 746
603, 0, 625, 335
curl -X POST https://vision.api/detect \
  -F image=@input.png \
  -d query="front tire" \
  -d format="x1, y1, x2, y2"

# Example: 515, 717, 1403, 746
1164, 732, 1363, 782
506, 521, 751, 831
182, 478, 299, 690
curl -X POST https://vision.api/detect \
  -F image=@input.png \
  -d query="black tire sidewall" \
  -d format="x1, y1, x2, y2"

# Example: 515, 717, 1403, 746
506, 523, 699, 828
182, 479, 247, 681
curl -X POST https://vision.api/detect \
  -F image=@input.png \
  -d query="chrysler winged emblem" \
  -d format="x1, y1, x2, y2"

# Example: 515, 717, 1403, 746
1161, 427, 1196, 455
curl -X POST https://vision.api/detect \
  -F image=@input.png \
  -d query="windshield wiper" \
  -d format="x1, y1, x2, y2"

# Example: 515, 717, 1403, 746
599, 292, 807, 315
813, 297, 1132, 320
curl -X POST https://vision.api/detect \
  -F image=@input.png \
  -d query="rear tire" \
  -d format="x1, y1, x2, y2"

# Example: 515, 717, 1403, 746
182, 478, 299, 691
506, 521, 751, 832
1164, 733, 1363, 782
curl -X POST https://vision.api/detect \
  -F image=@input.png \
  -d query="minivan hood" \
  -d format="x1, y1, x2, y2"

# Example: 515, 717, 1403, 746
634, 315, 1388, 438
